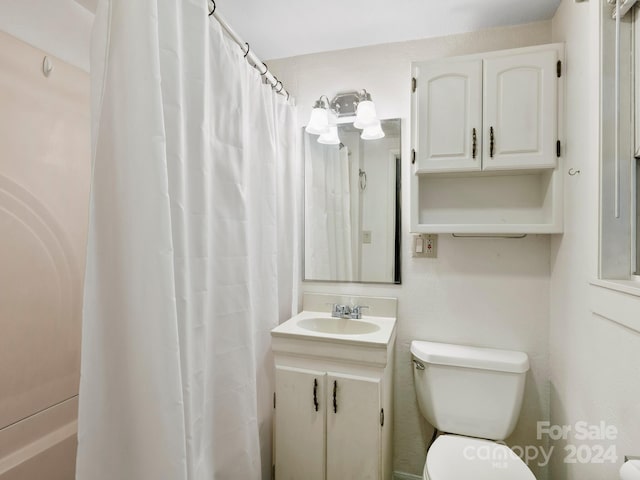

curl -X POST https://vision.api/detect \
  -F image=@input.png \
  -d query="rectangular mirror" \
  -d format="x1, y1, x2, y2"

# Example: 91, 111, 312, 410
304, 118, 401, 284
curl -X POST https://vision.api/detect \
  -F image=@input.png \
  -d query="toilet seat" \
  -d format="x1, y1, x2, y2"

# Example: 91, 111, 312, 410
424, 435, 535, 480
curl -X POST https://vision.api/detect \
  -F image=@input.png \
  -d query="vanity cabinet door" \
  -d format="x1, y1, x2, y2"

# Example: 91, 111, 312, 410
483, 49, 558, 170
274, 366, 326, 480
413, 59, 483, 173
326, 373, 382, 480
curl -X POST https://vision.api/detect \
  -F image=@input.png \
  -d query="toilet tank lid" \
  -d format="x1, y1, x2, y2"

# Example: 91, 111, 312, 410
411, 341, 530, 373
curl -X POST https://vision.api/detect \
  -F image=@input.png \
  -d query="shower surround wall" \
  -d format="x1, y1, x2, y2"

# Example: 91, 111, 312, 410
270, 21, 554, 478
0, 31, 90, 479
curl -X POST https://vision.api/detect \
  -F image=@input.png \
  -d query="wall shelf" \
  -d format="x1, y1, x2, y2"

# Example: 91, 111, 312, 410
412, 169, 563, 234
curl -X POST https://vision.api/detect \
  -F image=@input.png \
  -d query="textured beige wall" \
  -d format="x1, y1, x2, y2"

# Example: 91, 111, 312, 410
270, 21, 554, 478
0, 31, 89, 478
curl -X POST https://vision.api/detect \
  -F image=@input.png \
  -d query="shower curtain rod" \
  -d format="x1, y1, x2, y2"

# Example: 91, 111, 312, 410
208, 1, 290, 101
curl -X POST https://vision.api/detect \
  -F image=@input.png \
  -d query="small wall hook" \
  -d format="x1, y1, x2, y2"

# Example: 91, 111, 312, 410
568, 168, 581, 176
42, 56, 53, 77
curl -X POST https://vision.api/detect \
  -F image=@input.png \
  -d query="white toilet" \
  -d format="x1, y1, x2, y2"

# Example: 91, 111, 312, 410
411, 340, 536, 480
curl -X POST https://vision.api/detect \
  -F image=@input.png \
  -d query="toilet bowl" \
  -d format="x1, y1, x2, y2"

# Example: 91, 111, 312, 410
411, 340, 535, 480
423, 434, 534, 480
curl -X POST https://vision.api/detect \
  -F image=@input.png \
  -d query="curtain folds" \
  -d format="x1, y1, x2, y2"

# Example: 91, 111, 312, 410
76, 1, 297, 479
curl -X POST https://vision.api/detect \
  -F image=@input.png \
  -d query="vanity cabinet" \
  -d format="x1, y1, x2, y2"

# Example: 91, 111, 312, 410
271, 293, 397, 480
275, 367, 326, 480
411, 43, 564, 234
275, 368, 384, 480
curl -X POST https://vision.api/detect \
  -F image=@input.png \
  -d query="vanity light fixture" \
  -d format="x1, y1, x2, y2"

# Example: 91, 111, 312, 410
318, 125, 341, 145
317, 109, 340, 145
306, 96, 331, 135
361, 121, 385, 140
305, 90, 384, 143
353, 91, 378, 129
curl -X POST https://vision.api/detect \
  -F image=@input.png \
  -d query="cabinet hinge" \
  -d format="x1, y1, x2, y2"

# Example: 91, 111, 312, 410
273, 392, 276, 409
411, 149, 416, 165
411, 77, 417, 93
380, 408, 385, 427
557, 60, 562, 78
556, 140, 561, 158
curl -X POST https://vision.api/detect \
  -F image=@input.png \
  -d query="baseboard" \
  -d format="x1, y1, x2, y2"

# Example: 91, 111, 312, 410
393, 472, 422, 480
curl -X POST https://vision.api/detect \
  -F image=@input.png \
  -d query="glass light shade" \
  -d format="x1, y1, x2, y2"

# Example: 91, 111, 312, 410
306, 107, 329, 135
361, 121, 385, 140
353, 100, 378, 129
318, 125, 341, 145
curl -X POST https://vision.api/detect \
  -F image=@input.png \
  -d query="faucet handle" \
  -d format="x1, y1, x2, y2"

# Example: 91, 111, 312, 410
325, 302, 340, 313
350, 305, 369, 319
326, 303, 350, 318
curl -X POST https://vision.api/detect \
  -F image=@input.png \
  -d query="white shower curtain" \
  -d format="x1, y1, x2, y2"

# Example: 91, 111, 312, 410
305, 139, 354, 281
76, 1, 297, 479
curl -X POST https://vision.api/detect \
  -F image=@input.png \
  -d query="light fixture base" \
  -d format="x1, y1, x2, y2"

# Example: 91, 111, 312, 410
330, 91, 361, 117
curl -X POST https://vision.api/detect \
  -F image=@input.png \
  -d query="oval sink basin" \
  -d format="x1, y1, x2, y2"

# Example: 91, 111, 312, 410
297, 317, 381, 335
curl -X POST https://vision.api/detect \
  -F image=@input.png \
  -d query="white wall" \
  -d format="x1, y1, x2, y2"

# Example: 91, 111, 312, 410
550, 1, 640, 479
270, 21, 554, 478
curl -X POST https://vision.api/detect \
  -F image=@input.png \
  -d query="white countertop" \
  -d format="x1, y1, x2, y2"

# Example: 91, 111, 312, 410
271, 310, 397, 347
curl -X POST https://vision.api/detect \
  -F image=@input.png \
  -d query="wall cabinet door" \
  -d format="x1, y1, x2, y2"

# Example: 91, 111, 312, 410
326, 374, 381, 480
274, 366, 326, 480
413, 59, 483, 173
482, 49, 558, 170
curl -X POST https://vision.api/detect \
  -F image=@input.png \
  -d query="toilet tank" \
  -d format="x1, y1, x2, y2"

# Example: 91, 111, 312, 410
411, 340, 529, 440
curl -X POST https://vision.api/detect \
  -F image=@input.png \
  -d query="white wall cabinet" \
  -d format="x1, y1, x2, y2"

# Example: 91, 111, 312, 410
483, 49, 558, 171
411, 43, 564, 234
414, 59, 483, 172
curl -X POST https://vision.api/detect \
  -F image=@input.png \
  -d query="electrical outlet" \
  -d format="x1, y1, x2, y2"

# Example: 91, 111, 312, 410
412, 234, 437, 258
362, 231, 372, 244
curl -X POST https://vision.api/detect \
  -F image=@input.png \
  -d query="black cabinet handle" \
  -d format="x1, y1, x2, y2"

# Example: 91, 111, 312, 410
333, 380, 337, 413
490, 126, 495, 158
472, 128, 477, 159
313, 378, 319, 412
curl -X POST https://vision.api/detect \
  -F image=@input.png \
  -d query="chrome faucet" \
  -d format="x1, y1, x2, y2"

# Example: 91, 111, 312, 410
350, 305, 369, 319
329, 304, 369, 319
330, 304, 352, 319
